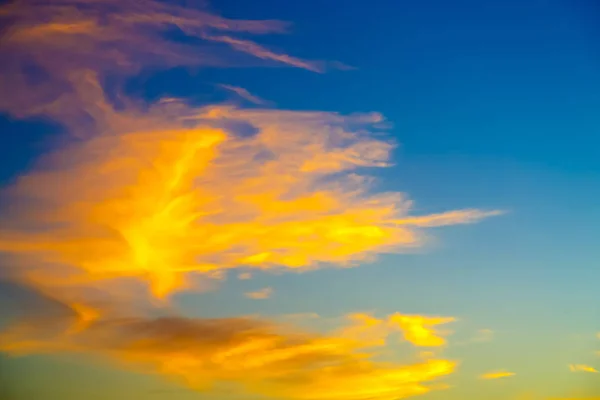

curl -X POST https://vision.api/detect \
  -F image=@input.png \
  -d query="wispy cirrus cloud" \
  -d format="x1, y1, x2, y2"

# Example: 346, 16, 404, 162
480, 370, 516, 380
245, 287, 273, 299
0, 0, 318, 125
219, 84, 269, 105
0, 0, 502, 398
569, 364, 599, 373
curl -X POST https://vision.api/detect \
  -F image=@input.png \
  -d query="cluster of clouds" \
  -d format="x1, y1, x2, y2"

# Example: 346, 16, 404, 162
8, 0, 592, 399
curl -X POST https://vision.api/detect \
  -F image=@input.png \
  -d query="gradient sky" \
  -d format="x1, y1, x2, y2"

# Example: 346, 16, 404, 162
1, 0, 600, 399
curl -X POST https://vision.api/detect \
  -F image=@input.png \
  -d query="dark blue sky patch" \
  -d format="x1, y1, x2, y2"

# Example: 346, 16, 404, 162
0, 114, 64, 186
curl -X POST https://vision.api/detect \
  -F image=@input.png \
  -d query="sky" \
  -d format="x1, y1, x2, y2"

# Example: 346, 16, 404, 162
0, 0, 600, 399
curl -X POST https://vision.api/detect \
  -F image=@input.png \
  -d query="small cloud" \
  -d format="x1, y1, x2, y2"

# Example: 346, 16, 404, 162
219, 84, 268, 105
479, 370, 516, 380
395, 209, 506, 228
569, 364, 599, 373
473, 329, 494, 343
245, 287, 273, 299
389, 313, 456, 347
238, 272, 252, 280
203, 34, 324, 72
329, 61, 358, 71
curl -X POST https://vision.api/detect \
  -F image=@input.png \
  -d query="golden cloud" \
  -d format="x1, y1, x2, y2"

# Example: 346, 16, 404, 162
0, 1, 502, 398
0, 102, 501, 309
479, 370, 516, 380
0, 309, 457, 400
569, 364, 599, 373
389, 314, 456, 347
337, 313, 456, 349
0, 0, 501, 308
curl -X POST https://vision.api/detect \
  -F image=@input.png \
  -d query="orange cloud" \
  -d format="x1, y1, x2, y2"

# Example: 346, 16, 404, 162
480, 370, 516, 380
569, 364, 598, 373
337, 313, 457, 350
389, 314, 456, 347
0, 104, 500, 307
245, 287, 273, 299
338, 313, 391, 347
0, 1, 500, 398
0, 310, 457, 400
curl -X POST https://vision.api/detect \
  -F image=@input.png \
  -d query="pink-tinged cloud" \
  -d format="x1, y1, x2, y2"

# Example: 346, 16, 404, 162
219, 84, 269, 105
245, 287, 273, 299
0, 0, 322, 123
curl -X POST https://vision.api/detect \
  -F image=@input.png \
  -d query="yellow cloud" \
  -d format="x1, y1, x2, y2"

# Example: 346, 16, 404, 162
479, 370, 516, 380
569, 364, 599, 373
0, 103, 500, 309
389, 314, 456, 347
245, 287, 273, 299
0, 1, 500, 399
0, 0, 501, 309
0, 310, 457, 400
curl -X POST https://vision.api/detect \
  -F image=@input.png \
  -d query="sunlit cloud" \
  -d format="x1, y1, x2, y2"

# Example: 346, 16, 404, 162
0, 0, 502, 398
0, 105, 499, 307
0, 0, 501, 308
238, 272, 253, 280
479, 370, 516, 380
569, 364, 599, 373
0, 308, 457, 400
336, 313, 456, 350
245, 287, 273, 299
389, 314, 456, 347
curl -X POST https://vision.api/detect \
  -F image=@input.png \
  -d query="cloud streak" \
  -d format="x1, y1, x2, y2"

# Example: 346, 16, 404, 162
480, 370, 516, 380
245, 287, 273, 299
219, 84, 269, 105
569, 365, 598, 373
0, 0, 318, 125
